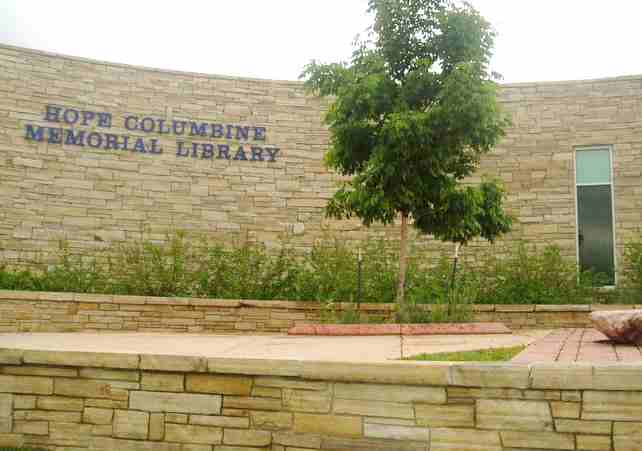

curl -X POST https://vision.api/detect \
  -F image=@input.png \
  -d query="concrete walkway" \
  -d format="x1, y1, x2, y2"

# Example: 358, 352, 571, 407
0, 330, 547, 362
512, 328, 642, 363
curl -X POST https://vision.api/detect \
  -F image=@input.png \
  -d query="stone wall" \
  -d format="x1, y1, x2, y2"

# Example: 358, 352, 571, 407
1, 290, 633, 333
1, 44, 642, 279
1, 347, 641, 450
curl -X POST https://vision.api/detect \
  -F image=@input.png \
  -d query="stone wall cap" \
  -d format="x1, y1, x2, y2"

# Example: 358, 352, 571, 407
22, 349, 140, 369
0, 43, 306, 86
73, 293, 114, 303
591, 304, 638, 311
37, 291, 75, 302
500, 73, 642, 88
111, 295, 147, 305
495, 305, 536, 313
189, 298, 242, 308
535, 305, 592, 312
239, 300, 317, 309
0, 289, 609, 314
472, 305, 496, 312
4, 43, 640, 94
0, 290, 39, 300
2, 346, 642, 389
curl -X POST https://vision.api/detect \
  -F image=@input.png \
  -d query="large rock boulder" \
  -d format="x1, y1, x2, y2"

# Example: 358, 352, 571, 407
590, 310, 642, 344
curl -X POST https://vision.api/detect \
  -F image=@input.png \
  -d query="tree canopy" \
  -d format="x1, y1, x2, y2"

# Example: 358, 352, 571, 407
302, 0, 513, 305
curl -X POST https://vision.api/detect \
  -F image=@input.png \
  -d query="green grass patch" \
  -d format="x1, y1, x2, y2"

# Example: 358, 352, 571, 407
407, 346, 526, 362
0, 448, 46, 451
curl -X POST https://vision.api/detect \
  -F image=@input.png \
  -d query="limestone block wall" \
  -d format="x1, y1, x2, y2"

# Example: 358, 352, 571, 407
1, 348, 641, 450
0, 290, 631, 334
1, 44, 642, 279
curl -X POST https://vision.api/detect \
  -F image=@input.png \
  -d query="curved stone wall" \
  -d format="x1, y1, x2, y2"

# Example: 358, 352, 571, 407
0, 347, 640, 450
2, 44, 642, 278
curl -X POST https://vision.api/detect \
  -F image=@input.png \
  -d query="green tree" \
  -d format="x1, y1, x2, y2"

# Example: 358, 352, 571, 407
302, 0, 512, 311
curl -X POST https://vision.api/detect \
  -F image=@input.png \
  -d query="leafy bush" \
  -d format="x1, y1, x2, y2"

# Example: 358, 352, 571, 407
619, 241, 642, 303
474, 243, 603, 305
0, 233, 639, 308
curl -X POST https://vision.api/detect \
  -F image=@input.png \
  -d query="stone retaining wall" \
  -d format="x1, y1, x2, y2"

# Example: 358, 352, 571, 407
1, 290, 637, 333
1, 348, 641, 450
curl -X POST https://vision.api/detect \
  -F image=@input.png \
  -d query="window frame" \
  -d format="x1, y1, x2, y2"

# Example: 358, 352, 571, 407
573, 145, 617, 286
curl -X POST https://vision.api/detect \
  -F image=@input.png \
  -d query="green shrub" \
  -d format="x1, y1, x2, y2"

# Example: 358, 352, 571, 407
319, 302, 367, 324
474, 243, 603, 305
617, 241, 642, 303
0, 232, 639, 307
623, 241, 642, 289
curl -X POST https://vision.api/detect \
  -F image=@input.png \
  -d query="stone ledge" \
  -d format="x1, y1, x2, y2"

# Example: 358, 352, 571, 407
0, 289, 626, 312
2, 346, 642, 390
495, 305, 536, 313
535, 305, 592, 312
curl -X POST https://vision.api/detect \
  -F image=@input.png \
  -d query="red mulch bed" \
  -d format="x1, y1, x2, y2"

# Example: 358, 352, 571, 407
288, 322, 511, 336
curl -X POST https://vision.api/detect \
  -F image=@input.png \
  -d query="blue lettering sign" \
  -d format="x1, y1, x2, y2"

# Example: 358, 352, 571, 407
48, 128, 63, 144
201, 143, 214, 159
265, 148, 280, 162
125, 116, 138, 131
217, 144, 230, 160
190, 122, 208, 137
233, 146, 248, 161
44, 105, 62, 122
140, 117, 155, 133
149, 139, 162, 154
97, 112, 112, 128
254, 127, 266, 141
63, 108, 80, 125
25, 124, 44, 141
176, 141, 189, 157
26, 104, 281, 164
87, 132, 103, 148
134, 138, 147, 153
65, 129, 86, 146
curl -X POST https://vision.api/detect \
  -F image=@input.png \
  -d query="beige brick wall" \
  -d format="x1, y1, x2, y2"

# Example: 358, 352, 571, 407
1, 347, 640, 450
0, 290, 626, 333
1, 44, 641, 278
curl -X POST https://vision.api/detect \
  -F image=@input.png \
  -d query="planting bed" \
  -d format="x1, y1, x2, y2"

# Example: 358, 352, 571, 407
288, 322, 512, 336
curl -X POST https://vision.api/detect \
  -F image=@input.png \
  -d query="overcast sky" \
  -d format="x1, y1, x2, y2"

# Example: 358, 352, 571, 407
1, 0, 641, 84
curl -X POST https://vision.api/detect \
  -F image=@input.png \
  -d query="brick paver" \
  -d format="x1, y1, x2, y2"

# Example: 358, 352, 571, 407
513, 328, 642, 363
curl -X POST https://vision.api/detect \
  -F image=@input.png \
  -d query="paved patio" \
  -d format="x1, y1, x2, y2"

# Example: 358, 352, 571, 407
1, 329, 639, 363
512, 328, 642, 363
0, 330, 546, 362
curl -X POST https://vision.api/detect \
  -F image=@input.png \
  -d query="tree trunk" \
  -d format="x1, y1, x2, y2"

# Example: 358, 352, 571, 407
396, 213, 409, 311
447, 242, 461, 316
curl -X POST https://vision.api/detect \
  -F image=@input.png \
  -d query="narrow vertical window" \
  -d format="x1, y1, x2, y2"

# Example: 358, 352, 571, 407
575, 147, 615, 285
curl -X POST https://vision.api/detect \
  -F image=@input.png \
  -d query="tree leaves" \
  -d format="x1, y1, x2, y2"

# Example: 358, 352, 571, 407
302, 0, 512, 248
